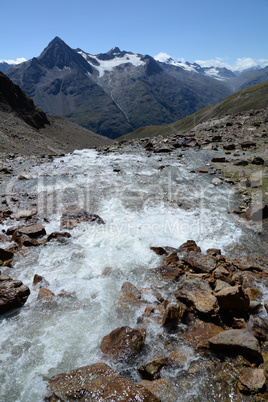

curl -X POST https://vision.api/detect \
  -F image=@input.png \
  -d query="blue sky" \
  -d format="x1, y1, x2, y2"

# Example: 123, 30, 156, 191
1, 0, 268, 70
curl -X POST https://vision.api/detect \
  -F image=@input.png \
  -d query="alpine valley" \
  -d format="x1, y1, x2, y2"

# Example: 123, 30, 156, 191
3, 37, 268, 139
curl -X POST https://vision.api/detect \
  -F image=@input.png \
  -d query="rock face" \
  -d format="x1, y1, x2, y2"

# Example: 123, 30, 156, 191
0, 71, 49, 129
46, 363, 160, 401
60, 206, 105, 229
209, 329, 263, 364
176, 277, 219, 318
0, 274, 30, 314
101, 326, 146, 361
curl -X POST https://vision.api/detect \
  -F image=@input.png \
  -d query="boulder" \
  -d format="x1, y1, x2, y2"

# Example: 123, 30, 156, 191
209, 329, 263, 364
185, 254, 217, 274
47, 363, 160, 401
238, 368, 266, 394
60, 206, 105, 229
38, 288, 55, 300
244, 203, 268, 221
150, 265, 183, 282
215, 285, 250, 312
0, 274, 30, 314
233, 159, 249, 166
17, 224, 46, 239
223, 143, 235, 150
101, 326, 146, 361
176, 277, 219, 318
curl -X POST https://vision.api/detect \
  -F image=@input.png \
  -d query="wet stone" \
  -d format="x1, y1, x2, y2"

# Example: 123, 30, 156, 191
46, 363, 160, 401
100, 326, 146, 362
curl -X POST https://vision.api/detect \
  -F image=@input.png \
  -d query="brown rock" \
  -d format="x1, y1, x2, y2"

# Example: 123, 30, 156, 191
162, 304, 179, 329
47, 363, 160, 401
60, 206, 105, 229
244, 203, 268, 221
181, 319, 224, 348
197, 167, 208, 173
150, 246, 167, 255
248, 316, 268, 342
0, 248, 14, 262
0, 274, 30, 314
178, 240, 201, 254
206, 248, 221, 256
33, 274, 49, 288
101, 326, 146, 361
138, 357, 172, 380
47, 231, 71, 242
264, 300, 268, 314
215, 285, 250, 312
176, 276, 219, 318
211, 157, 226, 163
232, 318, 248, 330
238, 368, 266, 394
186, 254, 217, 274
117, 282, 142, 310
18, 224, 46, 239
251, 156, 264, 165
150, 265, 183, 281
38, 288, 55, 300
209, 329, 263, 364
141, 378, 176, 401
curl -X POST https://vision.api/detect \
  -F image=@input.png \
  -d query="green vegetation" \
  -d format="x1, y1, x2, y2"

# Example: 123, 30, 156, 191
118, 81, 268, 141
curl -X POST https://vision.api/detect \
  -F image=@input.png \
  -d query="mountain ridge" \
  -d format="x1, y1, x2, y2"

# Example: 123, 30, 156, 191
5, 37, 233, 139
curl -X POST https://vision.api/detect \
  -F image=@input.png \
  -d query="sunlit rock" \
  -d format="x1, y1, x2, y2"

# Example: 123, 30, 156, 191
0, 274, 30, 314
46, 363, 160, 401
101, 326, 146, 362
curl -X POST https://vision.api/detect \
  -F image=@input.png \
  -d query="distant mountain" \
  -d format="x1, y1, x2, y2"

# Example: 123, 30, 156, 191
119, 81, 268, 140
0, 72, 112, 155
0, 61, 16, 74
7, 37, 233, 139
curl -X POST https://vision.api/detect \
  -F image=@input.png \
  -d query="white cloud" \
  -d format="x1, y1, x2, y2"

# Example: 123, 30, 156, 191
154, 52, 173, 63
0, 57, 27, 65
195, 57, 268, 72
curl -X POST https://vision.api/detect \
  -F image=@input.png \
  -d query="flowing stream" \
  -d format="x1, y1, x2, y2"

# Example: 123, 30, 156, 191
0, 148, 266, 401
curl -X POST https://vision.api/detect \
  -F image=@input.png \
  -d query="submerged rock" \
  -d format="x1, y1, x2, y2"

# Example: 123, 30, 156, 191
60, 206, 105, 229
46, 363, 160, 401
0, 274, 30, 314
101, 326, 146, 362
209, 329, 263, 364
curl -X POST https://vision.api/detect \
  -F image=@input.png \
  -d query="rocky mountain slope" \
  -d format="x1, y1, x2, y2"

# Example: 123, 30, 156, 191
0, 72, 112, 156
119, 81, 268, 140
6, 37, 232, 139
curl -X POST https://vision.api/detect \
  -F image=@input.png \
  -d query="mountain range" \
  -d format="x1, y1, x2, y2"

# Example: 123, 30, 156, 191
2, 37, 268, 139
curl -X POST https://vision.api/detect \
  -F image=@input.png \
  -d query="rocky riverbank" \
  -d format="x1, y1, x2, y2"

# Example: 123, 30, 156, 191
0, 109, 268, 400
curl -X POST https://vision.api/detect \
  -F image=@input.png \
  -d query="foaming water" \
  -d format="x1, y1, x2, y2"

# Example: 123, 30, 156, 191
0, 148, 248, 401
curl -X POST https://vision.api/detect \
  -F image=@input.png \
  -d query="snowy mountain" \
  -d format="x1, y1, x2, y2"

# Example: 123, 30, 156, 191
5, 37, 267, 139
